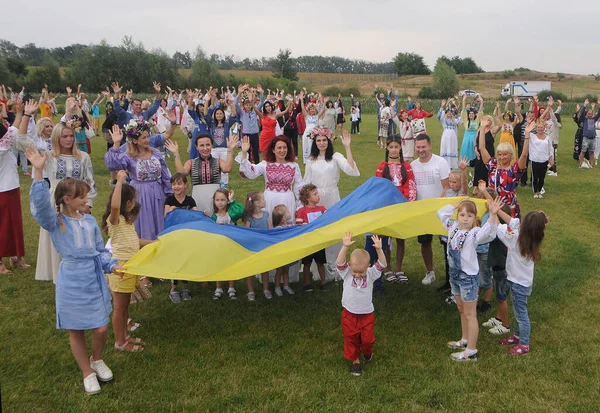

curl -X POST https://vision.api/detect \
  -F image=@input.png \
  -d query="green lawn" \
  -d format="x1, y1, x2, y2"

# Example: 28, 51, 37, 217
1, 114, 600, 412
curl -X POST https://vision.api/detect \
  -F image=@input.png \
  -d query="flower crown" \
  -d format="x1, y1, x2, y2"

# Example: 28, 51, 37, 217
504, 110, 513, 118
125, 118, 150, 142
538, 210, 550, 224
309, 127, 335, 142
64, 115, 83, 133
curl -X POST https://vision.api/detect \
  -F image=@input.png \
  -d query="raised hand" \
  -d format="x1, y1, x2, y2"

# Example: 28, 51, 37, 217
371, 235, 382, 250
65, 97, 77, 112
584, 98, 590, 106
576, 104, 581, 111
525, 121, 536, 133
241, 135, 250, 153
111, 82, 122, 94
153, 81, 161, 94
116, 170, 128, 182
66, 86, 72, 95
477, 179, 487, 193
25, 145, 47, 170
487, 197, 503, 215
441, 99, 447, 107
228, 189, 235, 202
458, 156, 468, 170
342, 232, 355, 247
227, 133, 240, 150
341, 130, 351, 147
23, 100, 39, 116
165, 109, 176, 124
164, 139, 179, 155
110, 124, 124, 146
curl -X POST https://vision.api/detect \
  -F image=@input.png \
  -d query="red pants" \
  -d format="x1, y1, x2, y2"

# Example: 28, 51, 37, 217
342, 308, 375, 361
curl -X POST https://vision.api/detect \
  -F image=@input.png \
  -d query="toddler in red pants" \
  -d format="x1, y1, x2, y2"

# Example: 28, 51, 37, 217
336, 232, 386, 376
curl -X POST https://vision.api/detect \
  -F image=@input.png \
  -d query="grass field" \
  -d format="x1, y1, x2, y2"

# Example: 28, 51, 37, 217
1, 114, 600, 412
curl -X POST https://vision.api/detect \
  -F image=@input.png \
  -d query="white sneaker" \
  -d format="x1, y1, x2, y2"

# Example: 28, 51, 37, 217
540, 187, 546, 195
489, 325, 510, 335
90, 357, 113, 382
422, 271, 436, 285
83, 373, 101, 395
482, 317, 503, 328
283, 286, 295, 295
274, 287, 283, 297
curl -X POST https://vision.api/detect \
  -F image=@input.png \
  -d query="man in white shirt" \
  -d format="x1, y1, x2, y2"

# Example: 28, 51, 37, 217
410, 134, 450, 286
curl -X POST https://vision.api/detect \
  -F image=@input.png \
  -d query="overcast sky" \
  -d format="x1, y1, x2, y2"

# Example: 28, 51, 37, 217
4, 0, 598, 75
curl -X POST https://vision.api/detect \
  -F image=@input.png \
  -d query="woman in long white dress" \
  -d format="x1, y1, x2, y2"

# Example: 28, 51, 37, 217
33, 122, 97, 282
303, 127, 360, 278
299, 92, 325, 164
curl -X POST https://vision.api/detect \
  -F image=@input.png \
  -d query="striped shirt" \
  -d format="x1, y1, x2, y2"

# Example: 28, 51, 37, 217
106, 216, 139, 261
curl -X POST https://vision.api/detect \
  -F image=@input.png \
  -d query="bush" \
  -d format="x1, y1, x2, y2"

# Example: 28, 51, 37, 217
322, 86, 341, 97
537, 90, 568, 102
343, 86, 361, 97
576, 93, 599, 103
503, 70, 516, 79
514, 67, 531, 72
417, 86, 441, 99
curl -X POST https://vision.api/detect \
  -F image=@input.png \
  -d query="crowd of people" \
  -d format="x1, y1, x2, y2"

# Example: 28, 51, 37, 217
0, 80, 591, 386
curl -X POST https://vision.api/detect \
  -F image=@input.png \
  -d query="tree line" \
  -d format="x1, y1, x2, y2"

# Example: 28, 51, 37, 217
0, 38, 486, 95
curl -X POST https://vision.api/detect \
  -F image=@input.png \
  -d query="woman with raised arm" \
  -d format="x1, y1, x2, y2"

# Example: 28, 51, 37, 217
105, 115, 174, 240
237, 134, 304, 224
61, 95, 92, 154
438, 99, 463, 169
478, 116, 530, 218
257, 87, 290, 159
460, 95, 482, 162
300, 91, 326, 164
0, 100, 32, 274
165, 133, 239, 212
495, 99, 518, 157
472, 115, 501, 188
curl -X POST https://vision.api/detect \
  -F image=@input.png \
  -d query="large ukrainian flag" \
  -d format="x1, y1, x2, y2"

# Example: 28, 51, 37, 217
124, 177, 484, 281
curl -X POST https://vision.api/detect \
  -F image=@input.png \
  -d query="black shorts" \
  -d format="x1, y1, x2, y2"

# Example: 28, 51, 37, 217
302, 248, 327, 265
417, 234, 433, 244
336, 114, 345, 124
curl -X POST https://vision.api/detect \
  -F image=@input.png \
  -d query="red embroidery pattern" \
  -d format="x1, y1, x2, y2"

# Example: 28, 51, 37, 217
265, 163, 296, 192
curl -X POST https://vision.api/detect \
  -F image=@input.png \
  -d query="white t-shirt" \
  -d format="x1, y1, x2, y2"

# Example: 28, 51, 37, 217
497, 218, 535, 288
410, 154, 450, 200
529, 133, 553, 163
338, 260, 384, 314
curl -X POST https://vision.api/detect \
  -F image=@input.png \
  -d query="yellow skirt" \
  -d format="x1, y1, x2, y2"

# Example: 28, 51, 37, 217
499, 131, 517, 156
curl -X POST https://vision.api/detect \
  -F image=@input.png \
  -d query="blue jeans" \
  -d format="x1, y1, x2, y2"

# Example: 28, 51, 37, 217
448, 248, 479, 302
365, 235, 389, 288
510, 281, 532, 345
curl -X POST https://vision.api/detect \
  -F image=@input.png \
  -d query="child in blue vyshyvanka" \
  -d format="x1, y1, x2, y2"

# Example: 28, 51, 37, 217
26, 146, 123, 395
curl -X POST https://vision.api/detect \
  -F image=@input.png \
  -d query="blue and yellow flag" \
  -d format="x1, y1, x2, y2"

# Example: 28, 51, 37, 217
124, 177, 484, 281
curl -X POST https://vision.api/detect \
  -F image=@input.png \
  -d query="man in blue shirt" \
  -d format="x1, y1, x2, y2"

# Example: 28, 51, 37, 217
111, 81, 161, 128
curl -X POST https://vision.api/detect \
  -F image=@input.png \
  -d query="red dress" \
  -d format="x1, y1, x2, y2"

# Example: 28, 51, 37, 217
260, 116, 277, 152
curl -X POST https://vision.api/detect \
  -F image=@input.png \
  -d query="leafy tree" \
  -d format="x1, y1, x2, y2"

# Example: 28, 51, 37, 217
25, 54, 61, 90
393, 53, 430, 76
432, 58, 459, 98
188, 47, 223, 90
173, 51, 192, 69
438, 55, 484, 74
272, 49, 298, 81
6, 58, 28, 77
